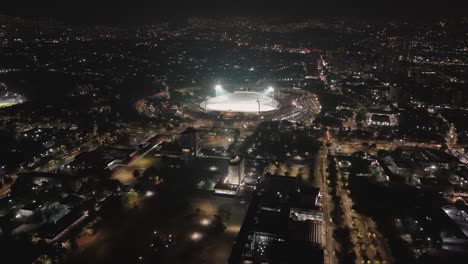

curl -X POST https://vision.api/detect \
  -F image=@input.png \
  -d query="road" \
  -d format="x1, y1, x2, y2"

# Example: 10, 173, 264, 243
315, 148, 337, 264
335, 157, 394, 263
0, 179, 14, 199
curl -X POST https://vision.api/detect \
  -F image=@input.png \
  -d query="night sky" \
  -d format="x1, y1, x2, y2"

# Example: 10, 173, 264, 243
1, 2, 465, 24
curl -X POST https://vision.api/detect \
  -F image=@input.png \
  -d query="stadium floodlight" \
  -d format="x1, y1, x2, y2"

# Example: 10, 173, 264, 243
215, 84, 222, 96
267, 86, 275, 99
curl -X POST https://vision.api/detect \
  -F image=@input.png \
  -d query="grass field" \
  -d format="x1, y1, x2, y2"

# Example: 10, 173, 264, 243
0, 102, 16, 108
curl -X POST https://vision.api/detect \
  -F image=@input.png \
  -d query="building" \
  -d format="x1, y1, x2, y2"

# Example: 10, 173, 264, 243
229, 174, 323, 263
179, 127, 199, 156
383, 147, 461, 181
226, 156, 245, 185
214, 155, 245, 195
64, 147, 136, 172
366, 110, 399, 127
440, 205, 468, 252
10, 172, 82, 199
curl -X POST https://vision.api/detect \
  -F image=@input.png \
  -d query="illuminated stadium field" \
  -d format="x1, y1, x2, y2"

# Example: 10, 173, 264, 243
0, 102, 15, 108
0, 97, 25, 108
200, 91, 279, 113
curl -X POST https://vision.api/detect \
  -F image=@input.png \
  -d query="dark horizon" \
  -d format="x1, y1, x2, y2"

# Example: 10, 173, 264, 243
1, 5, 467, 25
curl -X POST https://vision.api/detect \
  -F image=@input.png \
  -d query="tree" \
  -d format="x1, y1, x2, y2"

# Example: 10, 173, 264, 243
213, 214, 226, 232
101, 196, 124, 220
217, 206, 232, 222
341, 251, 357, 264
377, 149, 391, 158
143, 166, 158, 178
70, 237, 78, 250
355, 106, 367, 128
4, 175, 13, 184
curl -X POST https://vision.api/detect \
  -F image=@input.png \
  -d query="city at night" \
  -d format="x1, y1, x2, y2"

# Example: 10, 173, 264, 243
0, 4, 467, 264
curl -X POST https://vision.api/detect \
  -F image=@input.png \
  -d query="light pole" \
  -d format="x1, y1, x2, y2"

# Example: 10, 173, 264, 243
256, 98, 261, 114
215, 85, 222, 97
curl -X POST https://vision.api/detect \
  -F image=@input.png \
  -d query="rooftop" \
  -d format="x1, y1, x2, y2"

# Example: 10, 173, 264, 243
442, 205, 468, 239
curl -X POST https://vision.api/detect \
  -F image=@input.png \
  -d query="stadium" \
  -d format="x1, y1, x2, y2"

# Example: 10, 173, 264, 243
200, 91, 280, 113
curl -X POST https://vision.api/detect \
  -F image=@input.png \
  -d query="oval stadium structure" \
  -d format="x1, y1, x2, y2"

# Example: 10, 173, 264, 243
200, 91, 279, 113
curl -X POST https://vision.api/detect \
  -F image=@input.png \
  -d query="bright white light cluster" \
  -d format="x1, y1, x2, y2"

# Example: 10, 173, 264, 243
201, 91, 279, 113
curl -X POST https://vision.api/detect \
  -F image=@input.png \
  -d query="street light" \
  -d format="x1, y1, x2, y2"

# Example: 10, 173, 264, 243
190, 232, 202, 241
215, 85, 222, 97
200, 218, 211, 226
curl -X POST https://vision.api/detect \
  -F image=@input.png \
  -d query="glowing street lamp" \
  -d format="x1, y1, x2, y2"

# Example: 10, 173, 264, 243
215, 85, 222, 97
200, 218, 211, 226
190, 232, 202, 241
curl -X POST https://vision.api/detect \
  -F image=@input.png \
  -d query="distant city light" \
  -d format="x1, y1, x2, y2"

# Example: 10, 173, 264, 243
145, 191, 155, 197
